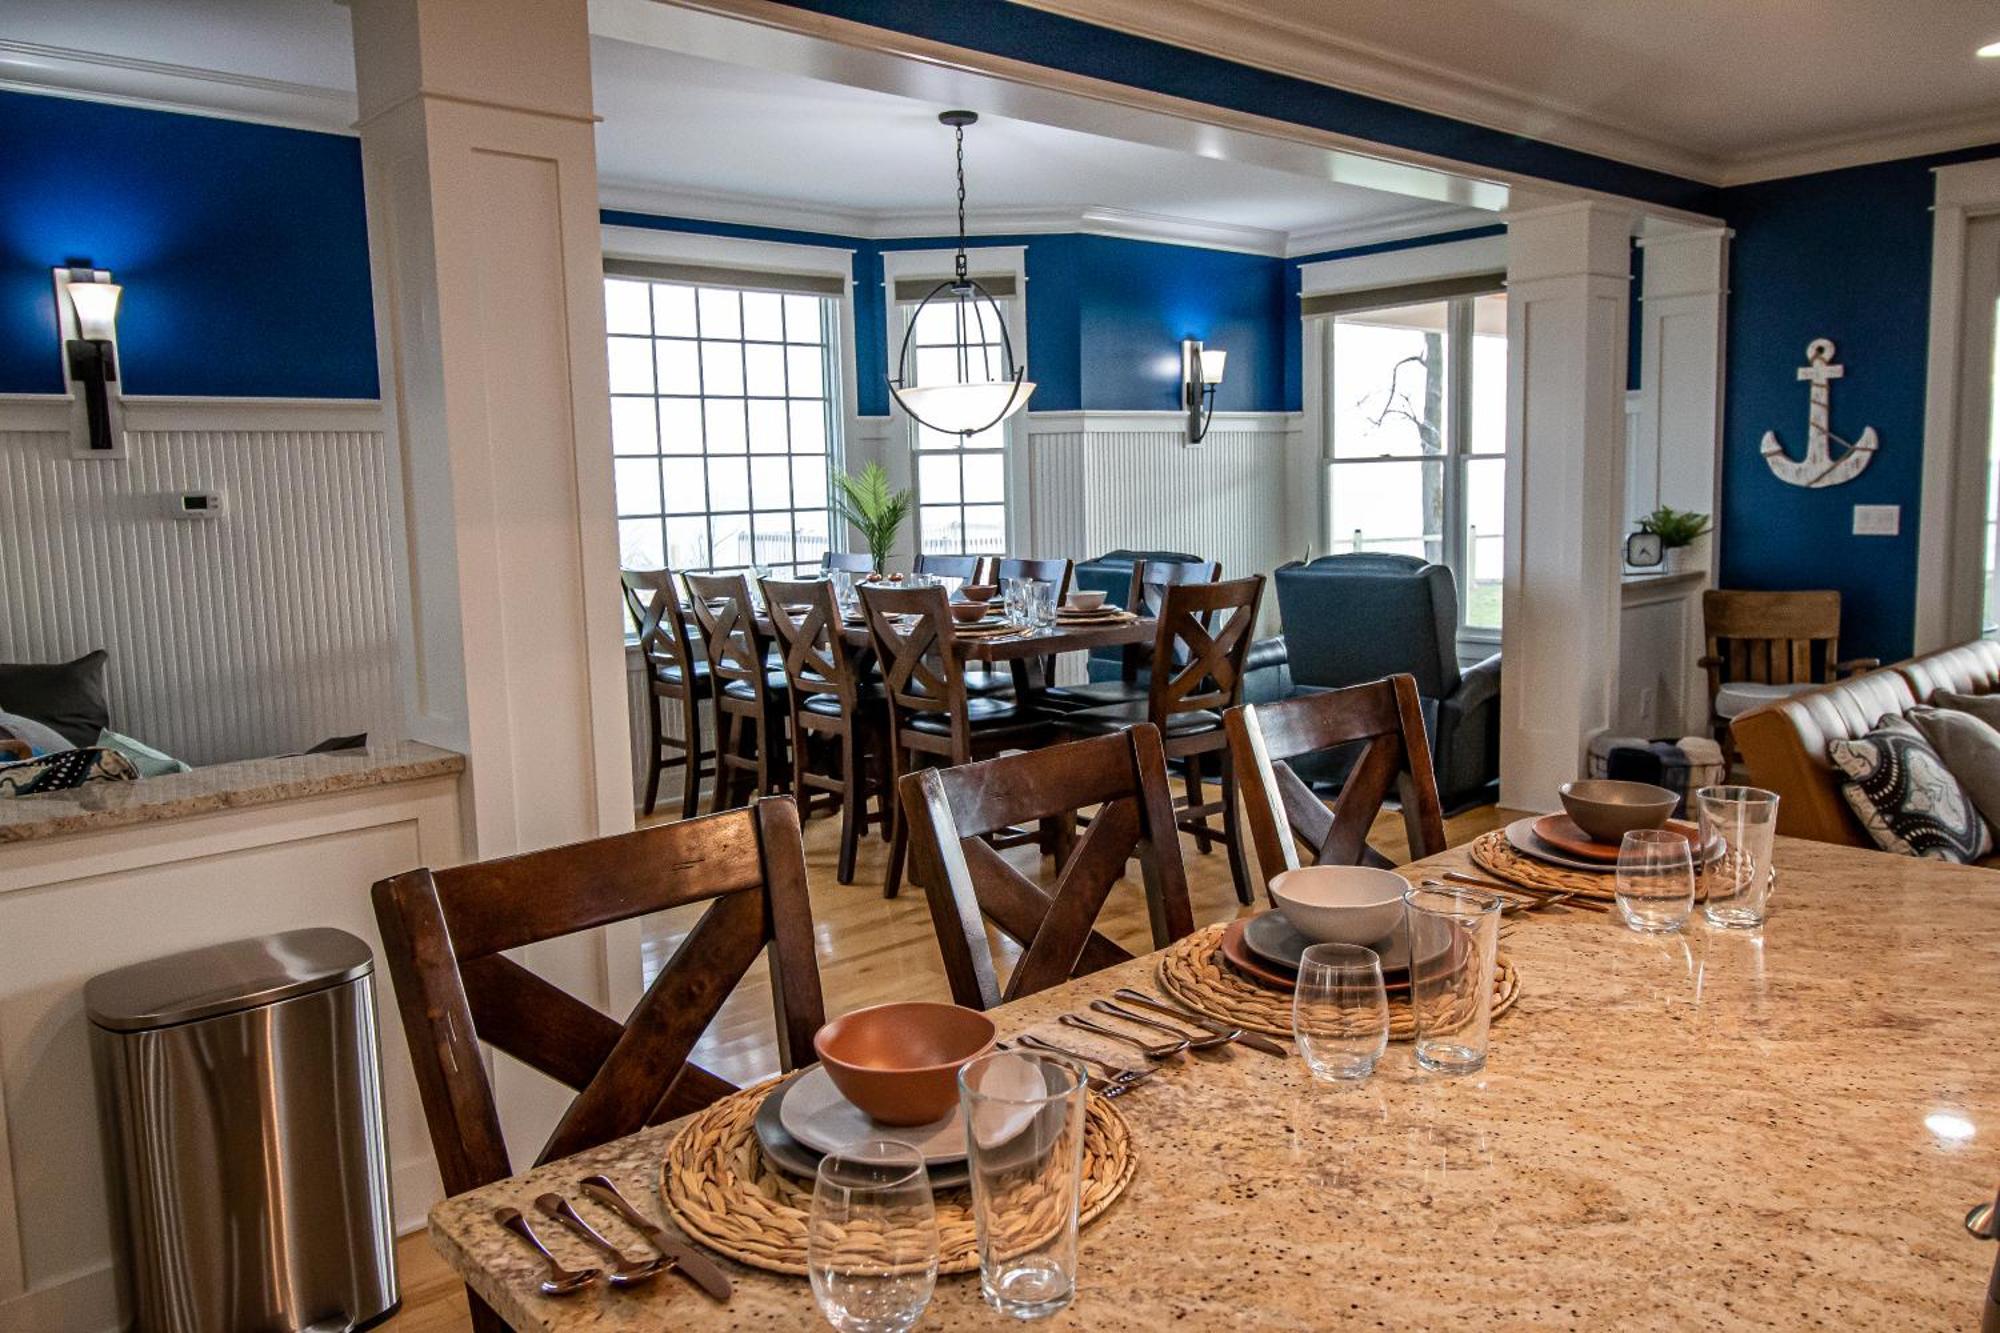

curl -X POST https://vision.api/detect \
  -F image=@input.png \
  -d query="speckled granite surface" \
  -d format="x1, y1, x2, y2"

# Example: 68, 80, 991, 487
0, 740, 463, 843
430, 837, 2000, 1329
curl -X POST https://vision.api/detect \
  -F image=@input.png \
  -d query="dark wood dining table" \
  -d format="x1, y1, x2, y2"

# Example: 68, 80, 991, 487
423, 834, 2000, 1329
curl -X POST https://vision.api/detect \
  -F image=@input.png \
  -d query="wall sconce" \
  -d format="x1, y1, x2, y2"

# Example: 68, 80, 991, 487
1181, 338, 1226, 443
53, 264, 125, 457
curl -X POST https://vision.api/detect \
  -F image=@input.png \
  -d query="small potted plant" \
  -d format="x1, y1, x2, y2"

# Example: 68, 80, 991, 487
1639, 505, 1712, 575
832, 462, 913, 575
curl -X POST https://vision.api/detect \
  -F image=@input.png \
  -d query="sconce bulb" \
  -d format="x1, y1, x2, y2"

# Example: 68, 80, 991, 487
68, 280, 122, 341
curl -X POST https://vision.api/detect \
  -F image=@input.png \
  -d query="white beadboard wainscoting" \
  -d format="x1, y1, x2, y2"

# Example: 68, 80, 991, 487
0, 399, 400, 765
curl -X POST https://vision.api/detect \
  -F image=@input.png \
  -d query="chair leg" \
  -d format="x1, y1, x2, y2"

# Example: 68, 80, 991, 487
643, 692, 665, 817
679, 692, 705, 821
1184, 753, 1214, 854
836, 730, 861, 886
883, 745, 909, 900
469, 1289, 510, 1333
1220, 751, 1252, 905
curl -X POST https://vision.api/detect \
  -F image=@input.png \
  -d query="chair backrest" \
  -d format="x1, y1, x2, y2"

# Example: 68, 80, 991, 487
685, 571, 767, 691
1143, 575, 1265, 726
1225, 676, 1446, 887
858, 582, 972, 756
822, 551, 874, 574
901, 725, 1195, 1009
915, 553, 985, 584
621, 567, 700, 680
992, 556, 1073, 603
371, 798, 824, 1197
1702, 589, 1842, 689
761, 576, 859, 704
1127, 558, 1222, 619
1273, 554, 1462, 698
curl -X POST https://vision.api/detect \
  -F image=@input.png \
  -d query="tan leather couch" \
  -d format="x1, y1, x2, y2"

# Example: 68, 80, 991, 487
1732, 639, 2000, 846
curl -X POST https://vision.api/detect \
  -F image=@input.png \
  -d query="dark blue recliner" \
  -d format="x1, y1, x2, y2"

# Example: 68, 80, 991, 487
1273, 553, 1500, 810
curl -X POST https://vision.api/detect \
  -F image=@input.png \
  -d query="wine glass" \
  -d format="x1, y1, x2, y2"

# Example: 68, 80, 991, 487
1616, 828, 1697, 933
1292, 943, 1390, 1085
808, 1138, 939, 1333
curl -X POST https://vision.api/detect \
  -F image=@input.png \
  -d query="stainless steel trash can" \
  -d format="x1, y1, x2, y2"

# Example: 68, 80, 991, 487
87, 928, 399, 1332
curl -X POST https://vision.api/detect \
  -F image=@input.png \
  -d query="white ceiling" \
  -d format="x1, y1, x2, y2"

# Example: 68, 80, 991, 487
1019, 0, 2000, 184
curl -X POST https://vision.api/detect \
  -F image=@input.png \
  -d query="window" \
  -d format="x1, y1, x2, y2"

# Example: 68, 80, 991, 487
1320, 288, 1507, 635
604, 275, 838, 577
899, 293, 1013, 556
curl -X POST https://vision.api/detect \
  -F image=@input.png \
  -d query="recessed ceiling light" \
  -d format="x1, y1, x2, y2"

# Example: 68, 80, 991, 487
1980, 40, 2000, 58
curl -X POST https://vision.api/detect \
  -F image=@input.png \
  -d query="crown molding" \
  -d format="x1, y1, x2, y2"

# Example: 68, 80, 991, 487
1285, 202, 1493, 258
1714, 109, 2000, 187
0, 39, 356, 133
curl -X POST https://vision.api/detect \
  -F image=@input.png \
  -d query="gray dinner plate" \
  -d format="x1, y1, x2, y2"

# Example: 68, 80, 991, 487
1504, 816, 1723, 873
755, 1074, 969, 1188
1243, 908, 1420, 973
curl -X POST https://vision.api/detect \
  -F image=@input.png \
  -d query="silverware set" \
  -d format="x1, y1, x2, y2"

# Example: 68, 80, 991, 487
492, 1174, 733, 1302
1009, 987, 1288, 1088
1430, 870, 1608, 914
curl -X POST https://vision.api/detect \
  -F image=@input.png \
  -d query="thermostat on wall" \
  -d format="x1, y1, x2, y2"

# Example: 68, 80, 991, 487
175, 491, 223, 520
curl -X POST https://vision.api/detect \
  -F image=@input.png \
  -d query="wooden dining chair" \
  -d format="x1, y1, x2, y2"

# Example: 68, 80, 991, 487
1045, 558, 1222, 711
686, 570, 792, 810
1699, 589, 1877, 760
1063, 575, 1265, 903
371, 798, 823, 1333
900, 724, 1196, 1010
915, 552, 985, 584
822, 551, 874, 574
1223, 674, 1446, 894
762, 575, 890, 884
859, 581, 1062, 899
621, 568, 714, 819
992, 556, 1075, 687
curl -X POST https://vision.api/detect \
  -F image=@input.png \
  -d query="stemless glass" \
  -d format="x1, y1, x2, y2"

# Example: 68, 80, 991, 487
1027, 579, 1057, 629
1401, 886, 1503, 1075
1292, 943, 1390, 1085
958, 1051, 1087, 1321
1615, 828, 1697, 932
1697, 785, 1780, 929
1003, 578, 1031, 627
808, 1138, 939, 1333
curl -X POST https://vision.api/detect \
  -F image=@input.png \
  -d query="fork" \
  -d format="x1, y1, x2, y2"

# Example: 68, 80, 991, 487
1013, 1032, 1160, 1088
1088, 999, 1240, 1051
1059, 1012, 1186, 1059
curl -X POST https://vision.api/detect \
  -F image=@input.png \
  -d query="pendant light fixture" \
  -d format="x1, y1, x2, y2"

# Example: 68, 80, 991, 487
888, 110, 1035, 436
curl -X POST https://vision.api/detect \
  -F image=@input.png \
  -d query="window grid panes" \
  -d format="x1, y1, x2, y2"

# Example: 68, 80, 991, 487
1324, 290, 1507, 635
606, 277, 837, 578
903, 296, 1011, 555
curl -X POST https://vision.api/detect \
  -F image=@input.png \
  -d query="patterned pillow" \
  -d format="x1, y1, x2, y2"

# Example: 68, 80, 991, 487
1828, 715, 1993, 862
0, 747, 140, 797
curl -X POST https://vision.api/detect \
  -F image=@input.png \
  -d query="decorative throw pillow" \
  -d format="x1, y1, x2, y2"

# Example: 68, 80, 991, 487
1908, 705, 2000, 835
1828, 715, 1993, 862
95, 728, 191, 778
0, 650, 111, 748
0, 708, 76, 756
0, 747, 140, 797
1933, 690, 2000, 731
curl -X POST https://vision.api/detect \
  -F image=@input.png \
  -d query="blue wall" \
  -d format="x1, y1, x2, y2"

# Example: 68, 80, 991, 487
0, 90, 378, 398
1716, 143, 2000, 663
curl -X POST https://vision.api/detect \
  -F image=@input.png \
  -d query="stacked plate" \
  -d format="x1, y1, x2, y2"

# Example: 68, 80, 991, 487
754, 1063, 1045, 1187
1216, 910, 1442, 994
1503, 814, 1719, 872
1055, 605, 1135, 626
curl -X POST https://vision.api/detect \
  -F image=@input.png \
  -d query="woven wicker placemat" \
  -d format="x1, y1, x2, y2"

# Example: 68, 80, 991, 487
660, 1078, 1136, 1277
1156, 923, 1520, 1040
1469, 830, 1618, 898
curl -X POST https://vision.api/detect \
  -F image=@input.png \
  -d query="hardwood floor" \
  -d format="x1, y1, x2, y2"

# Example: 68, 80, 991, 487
379, 785, 1507, 1331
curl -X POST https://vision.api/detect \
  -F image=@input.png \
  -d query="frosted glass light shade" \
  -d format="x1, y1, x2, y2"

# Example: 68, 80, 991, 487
1199, 349, 1227, 384
67, 281, 122, 340
896, 379, 1035, 434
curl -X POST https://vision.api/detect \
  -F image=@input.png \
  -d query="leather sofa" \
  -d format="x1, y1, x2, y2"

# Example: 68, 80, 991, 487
1273, 553, 1501, 811
1732, 638, 2000, 846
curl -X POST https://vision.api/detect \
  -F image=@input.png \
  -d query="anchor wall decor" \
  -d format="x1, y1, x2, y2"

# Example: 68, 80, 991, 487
1760, 338, 1878, 488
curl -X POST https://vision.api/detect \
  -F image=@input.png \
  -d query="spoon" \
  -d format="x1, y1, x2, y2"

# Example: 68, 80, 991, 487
1088, 998, 1239, 1051
1014, 1032, 1159, 1087
494, 1206, 599, 1296
1059, 1012, 1186, 1059
534, 1193, 666, 1287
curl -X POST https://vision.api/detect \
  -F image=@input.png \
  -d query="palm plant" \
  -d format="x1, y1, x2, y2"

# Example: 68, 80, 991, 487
832, 462, 913, 573
1638, 505, 1712, 549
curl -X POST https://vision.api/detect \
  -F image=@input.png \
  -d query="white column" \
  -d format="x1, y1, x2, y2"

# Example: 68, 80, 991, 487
350, 0, 632, 860
1500, 201, 1637, 809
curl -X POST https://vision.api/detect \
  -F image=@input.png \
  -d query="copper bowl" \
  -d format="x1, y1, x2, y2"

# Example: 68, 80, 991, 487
1558, 779, 1678, 843
950, 601, 988, 624
814, 1002, 997, 1126
959, 584, 999, 603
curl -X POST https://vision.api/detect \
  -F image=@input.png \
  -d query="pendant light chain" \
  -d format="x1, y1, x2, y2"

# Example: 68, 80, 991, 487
953, 120, 969, 284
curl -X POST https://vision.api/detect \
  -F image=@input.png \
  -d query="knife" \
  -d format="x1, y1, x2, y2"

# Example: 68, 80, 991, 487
578, 1174, 732, 1302
1110, 988, 1289, 1056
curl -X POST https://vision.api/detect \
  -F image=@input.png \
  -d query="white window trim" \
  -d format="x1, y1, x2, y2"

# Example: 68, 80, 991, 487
880, 245, 1031, 555
1914, 157, 2000, 652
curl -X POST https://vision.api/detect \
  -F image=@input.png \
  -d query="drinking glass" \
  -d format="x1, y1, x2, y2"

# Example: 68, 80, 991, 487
1027, 579, 1056, 629
1003, 578, 1031, 627
1400, 886, 1503, 1075
1696, 785, 1779, 929
831, 570, 856, 616
958, 1051, 1087, 1320
1615, 828, 1697, 933
808, 1138, 939, 1333
1292, 943, 1390, 1085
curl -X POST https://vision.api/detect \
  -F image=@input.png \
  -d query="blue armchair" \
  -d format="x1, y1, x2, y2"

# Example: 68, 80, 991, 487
1273, 553, 1500, 810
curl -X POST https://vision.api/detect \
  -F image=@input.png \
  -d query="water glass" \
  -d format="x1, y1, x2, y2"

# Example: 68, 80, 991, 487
958, 1051, 1087, 1321
1026, 579, 1056, 629
831, 570, 856, 616
1615, 828, 1697, 932
1696, 785, 1779, 929
808, 1138, 939, 1333
1401, 886, 1503, 1075
1292, 943, 1390, 1085
1003, 577, 1032, 627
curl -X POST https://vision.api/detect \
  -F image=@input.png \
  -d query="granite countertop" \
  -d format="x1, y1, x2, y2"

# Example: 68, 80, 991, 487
0, 740, 464, 844
429, 836, 2000, 1329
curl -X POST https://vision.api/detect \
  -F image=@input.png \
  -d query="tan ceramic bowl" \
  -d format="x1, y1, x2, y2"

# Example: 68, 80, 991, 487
814, 1002, 997, 1126
950, 601, 988, 624
1065, 590, 1108, 612
1268, 865, 1409, 945
1558, 779, 1678, 843
959, 584, 999, 603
